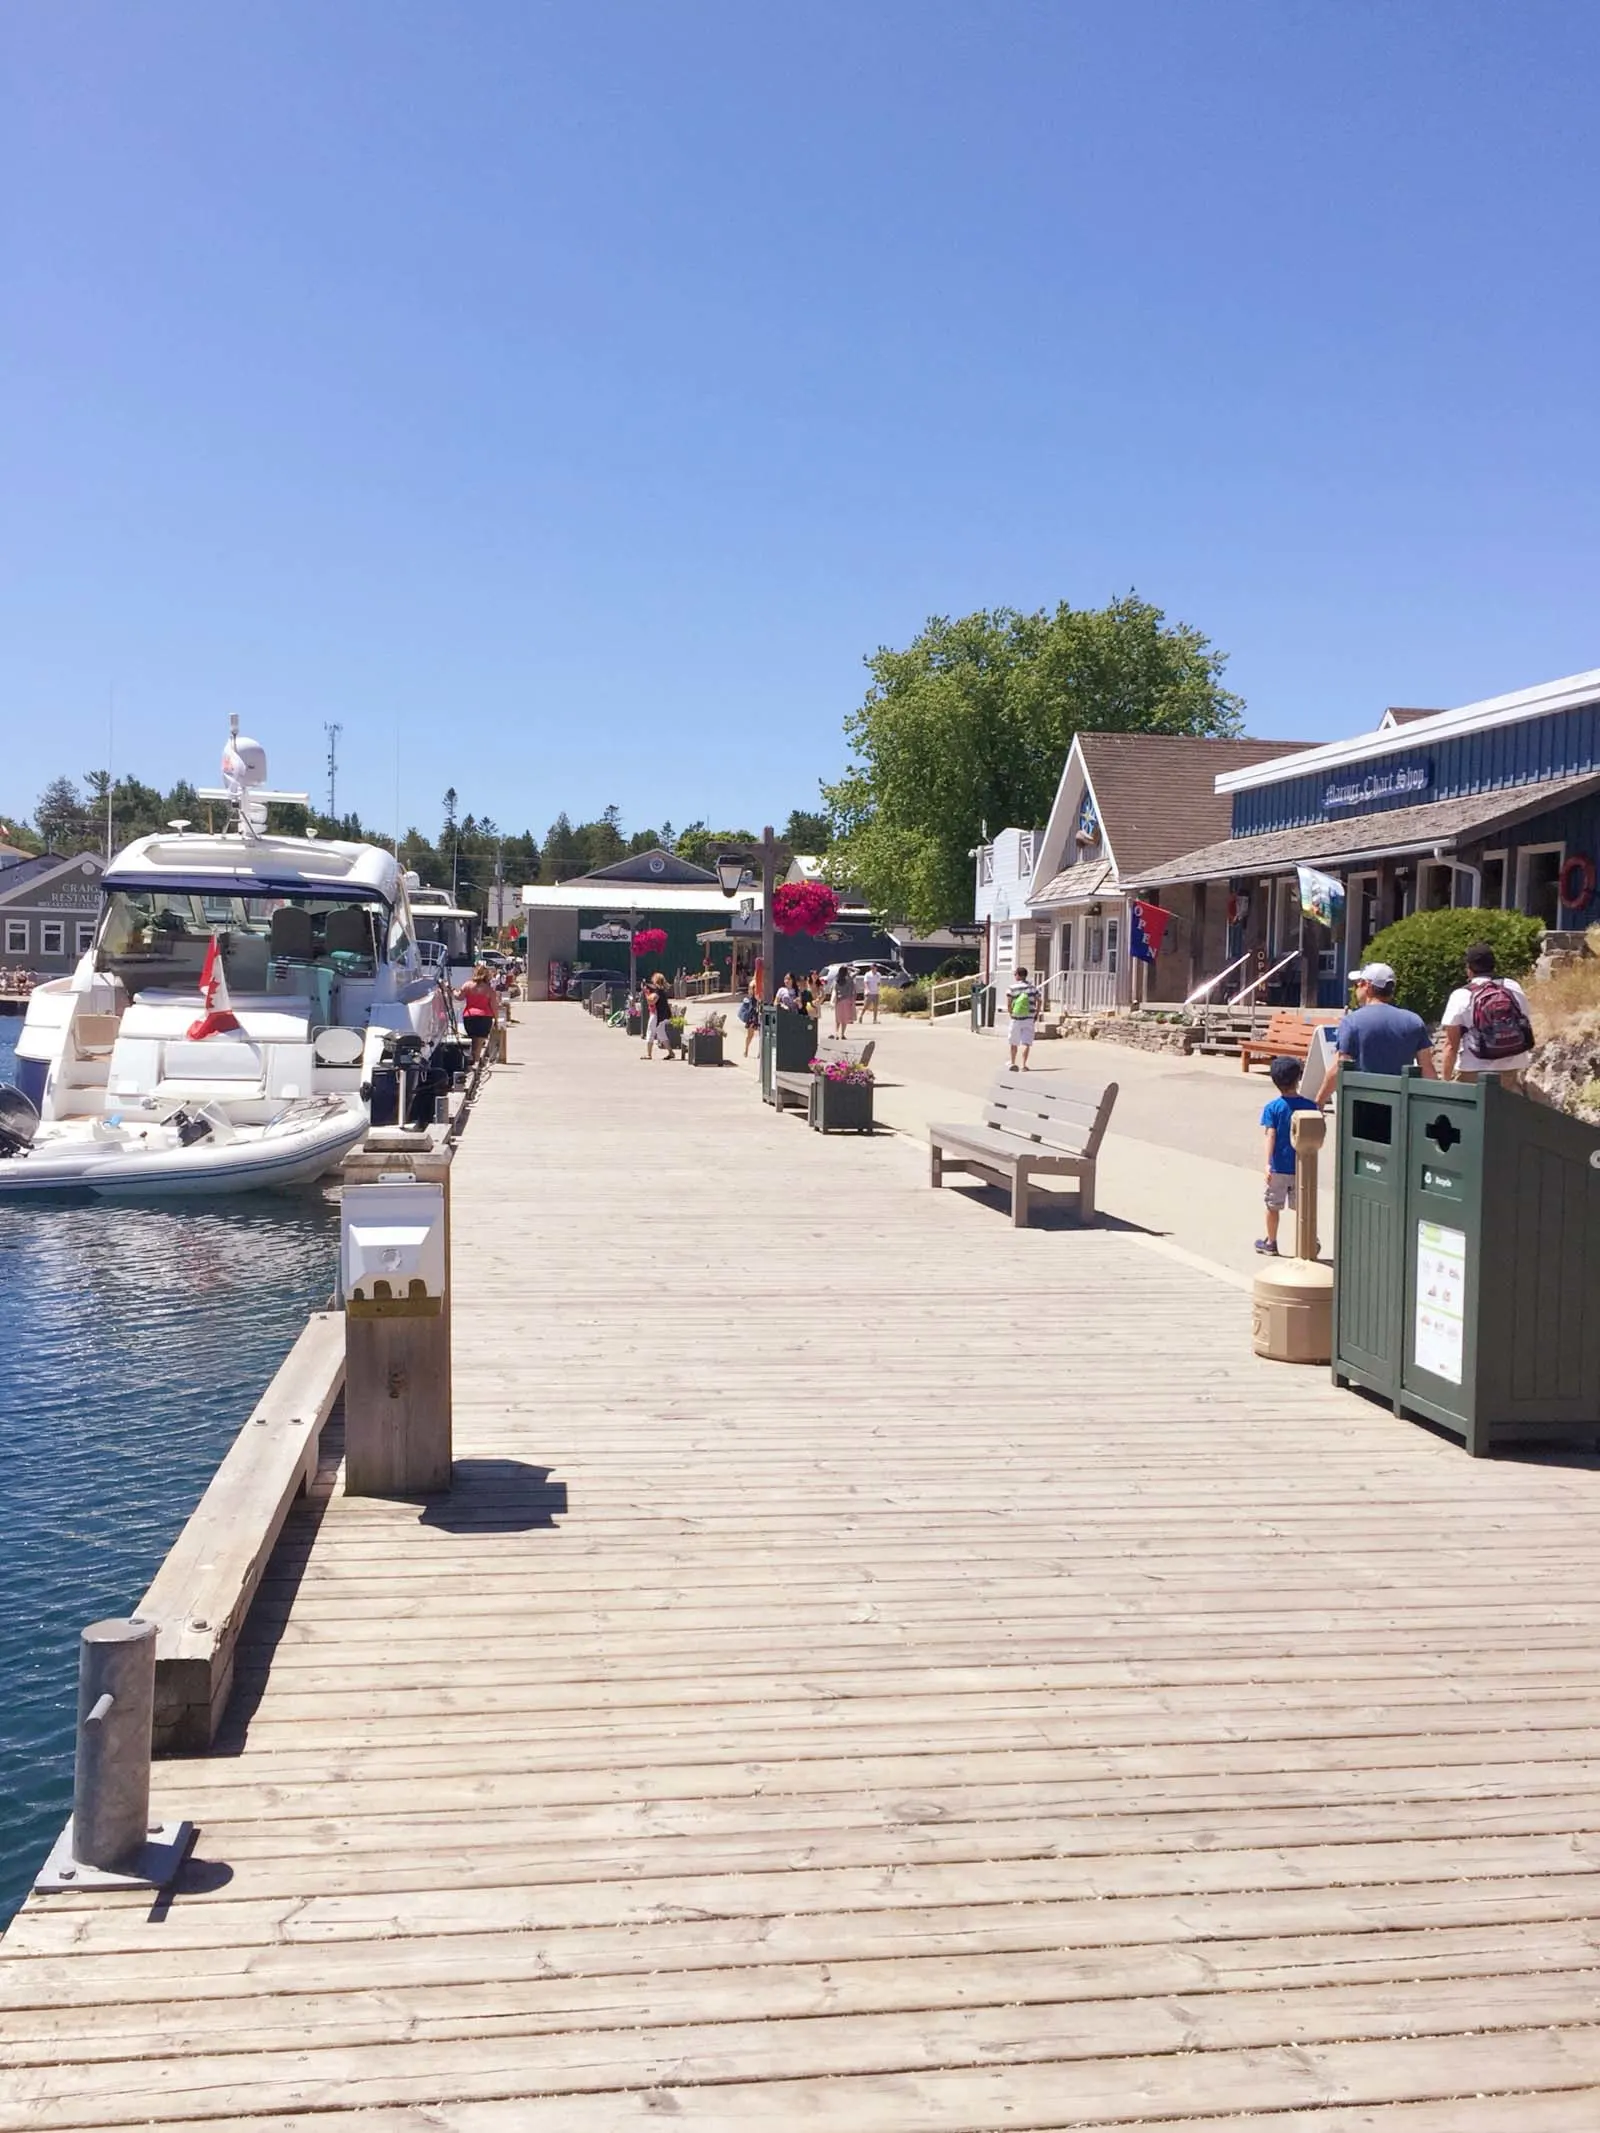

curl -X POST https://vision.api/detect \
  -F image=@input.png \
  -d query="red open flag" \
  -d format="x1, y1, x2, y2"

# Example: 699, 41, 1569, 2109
1128, 900, 1174, 964
186, 934, 244, 1040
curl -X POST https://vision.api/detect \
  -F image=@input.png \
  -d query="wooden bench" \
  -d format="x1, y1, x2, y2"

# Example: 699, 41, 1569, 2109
1240, 1009, 1339, 1074
774, 1035, 875, 1115
928, 1071, 1117, 1227
138, 1311, 346, 1753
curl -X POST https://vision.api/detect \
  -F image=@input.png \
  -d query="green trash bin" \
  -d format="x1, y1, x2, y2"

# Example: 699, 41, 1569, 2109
1332, 1072, 1408, 1402
1334, 1072, 1600, 1455
760, 1006, 816, 1104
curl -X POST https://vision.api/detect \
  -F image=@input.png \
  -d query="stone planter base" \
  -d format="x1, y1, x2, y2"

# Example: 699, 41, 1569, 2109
1058, 1014, 1197, 1055
810, 1075, 875, 1133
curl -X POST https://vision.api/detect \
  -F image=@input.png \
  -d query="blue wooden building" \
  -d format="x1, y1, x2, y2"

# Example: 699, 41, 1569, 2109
1127, 670, 1600, 1007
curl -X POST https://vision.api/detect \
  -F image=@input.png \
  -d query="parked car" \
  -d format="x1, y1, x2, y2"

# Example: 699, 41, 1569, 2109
821, 958, 915, 996
566, 966, 629, 1000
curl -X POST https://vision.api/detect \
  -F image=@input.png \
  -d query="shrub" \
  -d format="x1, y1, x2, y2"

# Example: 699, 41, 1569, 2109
1362, 907, 1543, 1023
931, 952, 979, 980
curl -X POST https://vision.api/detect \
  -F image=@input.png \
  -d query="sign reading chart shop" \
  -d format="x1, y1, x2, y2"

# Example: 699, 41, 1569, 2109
1322, 762, 1432, 812
1414, 1219, 1467, 1385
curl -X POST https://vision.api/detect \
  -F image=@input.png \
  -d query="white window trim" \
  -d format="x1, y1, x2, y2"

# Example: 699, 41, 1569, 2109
40, 921, 65, 954
1478, 849, 1508, 910
1515, 842, 1565, 918
4, 920, 26, 953
77, 921, 97, 953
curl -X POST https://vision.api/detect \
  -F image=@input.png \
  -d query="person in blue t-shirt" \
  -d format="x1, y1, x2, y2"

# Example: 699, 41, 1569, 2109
1314, 961, 1435, 1107
1257, 1054, 1319, 1256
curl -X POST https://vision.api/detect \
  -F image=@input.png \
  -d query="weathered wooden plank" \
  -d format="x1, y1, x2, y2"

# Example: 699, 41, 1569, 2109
8, 1006, 1600, 2128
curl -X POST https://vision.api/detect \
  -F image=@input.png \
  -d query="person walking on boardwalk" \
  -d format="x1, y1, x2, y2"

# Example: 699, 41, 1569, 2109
1256, 1053, 1318, 1256
862, 964, 881, 1023
737, 977, 761, 1057
775, 972, 800, 1012
1439, 941, 1536, 1092
642, 971, 673, 1060
1006, 966, 1040, 1070
833, 962, 857, 1037
1314, 961, 1435, 1106
458, 964, 498, 1067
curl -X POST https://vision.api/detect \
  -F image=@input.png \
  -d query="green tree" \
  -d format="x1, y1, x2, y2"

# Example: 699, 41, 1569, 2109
541, 811, 585, 882
822, 595, 1244, 930
675, 822, 756, 871
574, 809, 626, 873
784, 808, 831, 852
35, 775, 90, 852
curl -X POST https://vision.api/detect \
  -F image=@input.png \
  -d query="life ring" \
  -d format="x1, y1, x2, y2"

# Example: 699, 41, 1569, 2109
1557, 854, 1596, 912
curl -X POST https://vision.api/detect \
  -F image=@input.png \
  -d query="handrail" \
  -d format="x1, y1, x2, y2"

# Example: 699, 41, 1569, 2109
1184, 950, 1251, 1007
1231, 948, 1301, 1006
928, 973, 977, 1019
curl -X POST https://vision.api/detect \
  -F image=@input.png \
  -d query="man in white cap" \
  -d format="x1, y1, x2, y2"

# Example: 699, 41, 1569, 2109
1315, 961, 1435, 1107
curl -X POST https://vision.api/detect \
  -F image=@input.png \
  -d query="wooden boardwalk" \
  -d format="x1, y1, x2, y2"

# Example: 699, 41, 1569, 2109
6, 1007, 1600, 2127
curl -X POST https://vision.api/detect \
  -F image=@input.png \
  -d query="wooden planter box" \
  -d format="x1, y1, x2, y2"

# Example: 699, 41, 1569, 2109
810, 1073, 874, 1133
687, 1031, 723, 1067
625, 1010, 643, 1036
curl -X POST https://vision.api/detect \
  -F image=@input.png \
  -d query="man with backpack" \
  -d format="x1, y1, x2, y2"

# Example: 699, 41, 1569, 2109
1006, 966, 1041, 1071
1439, 942, 1536, 1091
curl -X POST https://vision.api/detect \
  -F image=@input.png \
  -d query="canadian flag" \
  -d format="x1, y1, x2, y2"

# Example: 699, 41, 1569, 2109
186, 935, 244, 1041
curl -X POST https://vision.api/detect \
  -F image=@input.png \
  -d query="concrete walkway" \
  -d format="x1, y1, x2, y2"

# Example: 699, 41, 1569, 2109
716, 1007, 1328, 1283
6, 1006, 1600, 2128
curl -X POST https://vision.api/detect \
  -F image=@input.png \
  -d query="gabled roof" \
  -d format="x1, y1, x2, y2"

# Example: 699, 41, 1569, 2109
1073, 734, 1316, 880
0, 850, 105, 902
1377, 706, 1445, 729
1123, 769, 1600, 888
570, 848, 719, 887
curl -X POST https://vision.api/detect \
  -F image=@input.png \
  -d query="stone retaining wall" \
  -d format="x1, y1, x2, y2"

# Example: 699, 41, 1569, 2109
1052, 1015, 1198, 1056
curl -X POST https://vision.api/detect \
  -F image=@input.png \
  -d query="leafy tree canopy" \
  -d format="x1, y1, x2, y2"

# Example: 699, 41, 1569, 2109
783, 808, 831, 852
822, 594, 1244, 931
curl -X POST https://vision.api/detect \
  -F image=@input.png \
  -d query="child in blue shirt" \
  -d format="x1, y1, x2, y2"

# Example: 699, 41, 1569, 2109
1257, 1054, 1318, 1256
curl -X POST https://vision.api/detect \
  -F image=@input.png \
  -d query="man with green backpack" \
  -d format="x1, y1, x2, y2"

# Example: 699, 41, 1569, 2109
1006, 966, 1041, 1071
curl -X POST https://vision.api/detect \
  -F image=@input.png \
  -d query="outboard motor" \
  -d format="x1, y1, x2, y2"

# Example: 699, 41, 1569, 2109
367, 1032, 425, 1129
0, 1086, 39, 1159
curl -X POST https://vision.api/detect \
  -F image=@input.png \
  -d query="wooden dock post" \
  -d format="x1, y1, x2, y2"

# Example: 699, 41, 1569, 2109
340, 1128, 453, 1496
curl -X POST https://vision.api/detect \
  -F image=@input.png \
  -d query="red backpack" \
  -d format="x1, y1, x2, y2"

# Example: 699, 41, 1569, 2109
1468, 978, 1533, 1061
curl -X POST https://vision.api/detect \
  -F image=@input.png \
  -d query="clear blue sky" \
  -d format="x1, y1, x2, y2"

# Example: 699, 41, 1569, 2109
4, 1, 1598, 846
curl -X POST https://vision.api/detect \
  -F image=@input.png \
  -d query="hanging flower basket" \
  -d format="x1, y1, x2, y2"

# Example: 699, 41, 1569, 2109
772, 881, 839, 936
632, 927, 668, 959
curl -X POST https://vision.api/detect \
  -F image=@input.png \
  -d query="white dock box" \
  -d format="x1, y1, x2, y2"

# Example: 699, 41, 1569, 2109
341, 1179, 447, 1308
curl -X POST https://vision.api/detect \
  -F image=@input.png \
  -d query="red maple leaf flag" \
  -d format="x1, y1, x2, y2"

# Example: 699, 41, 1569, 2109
186, 934, 244, 1040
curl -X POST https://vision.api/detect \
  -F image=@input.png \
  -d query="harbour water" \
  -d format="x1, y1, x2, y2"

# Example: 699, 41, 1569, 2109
0, 1022, 340, 1924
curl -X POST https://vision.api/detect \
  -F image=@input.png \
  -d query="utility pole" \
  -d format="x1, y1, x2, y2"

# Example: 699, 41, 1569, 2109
443, 788, 459, 902
324, 722, 343, 821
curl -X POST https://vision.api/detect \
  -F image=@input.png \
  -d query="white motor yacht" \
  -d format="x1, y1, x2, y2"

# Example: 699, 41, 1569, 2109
0, 727, 461, 1196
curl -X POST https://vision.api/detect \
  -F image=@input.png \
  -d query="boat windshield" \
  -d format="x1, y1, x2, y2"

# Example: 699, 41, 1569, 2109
413, 911, 478, 965
96, 888, 386, 994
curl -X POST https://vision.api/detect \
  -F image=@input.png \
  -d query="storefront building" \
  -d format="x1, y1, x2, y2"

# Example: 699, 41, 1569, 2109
1127, 669, 1600, 1007
0, 850, 107, 975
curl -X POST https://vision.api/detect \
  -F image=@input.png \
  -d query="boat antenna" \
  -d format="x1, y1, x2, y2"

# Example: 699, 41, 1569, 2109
105, 683, 116, 862
325, 721, 342, 822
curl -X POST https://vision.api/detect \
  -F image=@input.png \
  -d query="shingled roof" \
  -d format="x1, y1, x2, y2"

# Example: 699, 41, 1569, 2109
1122, 769, 1600, 889
1076, 734, 1314, 881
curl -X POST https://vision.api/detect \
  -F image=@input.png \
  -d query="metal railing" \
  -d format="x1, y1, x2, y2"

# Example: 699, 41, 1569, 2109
1041, 969, 1118, 1015
928, 973, 977, 1019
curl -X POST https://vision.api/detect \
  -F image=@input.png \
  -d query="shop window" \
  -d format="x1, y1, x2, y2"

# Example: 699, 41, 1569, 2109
4, 920, 25, 954
77, 922, 96, 953
1517, 845, 1564, 928
1479, 853, 1506, 909
41, 922, 65, 955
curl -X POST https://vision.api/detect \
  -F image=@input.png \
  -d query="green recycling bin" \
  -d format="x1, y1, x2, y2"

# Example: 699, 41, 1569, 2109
760, 1006, 816, 1104
1334, 1071, 1600, 1455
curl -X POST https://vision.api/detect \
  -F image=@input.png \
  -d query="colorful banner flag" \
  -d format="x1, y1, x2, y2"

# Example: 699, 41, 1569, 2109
1128, 899, 1173, 963
1296, 865, 1346, 929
